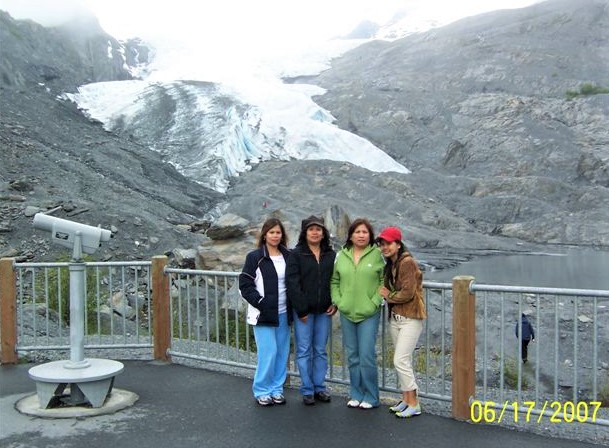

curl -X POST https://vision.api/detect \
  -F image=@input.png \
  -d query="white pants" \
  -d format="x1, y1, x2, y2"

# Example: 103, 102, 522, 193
389, 314, 423, 392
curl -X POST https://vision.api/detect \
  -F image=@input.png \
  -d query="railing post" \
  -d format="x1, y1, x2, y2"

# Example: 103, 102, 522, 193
452, 275, 476, 420
0, 258, 18, 364
152, 255, 171, 362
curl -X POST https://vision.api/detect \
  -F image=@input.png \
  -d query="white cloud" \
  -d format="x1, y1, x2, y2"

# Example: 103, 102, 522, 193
1, 0, 539, 49
80, 0, 404, 41
0, 0, 92, 26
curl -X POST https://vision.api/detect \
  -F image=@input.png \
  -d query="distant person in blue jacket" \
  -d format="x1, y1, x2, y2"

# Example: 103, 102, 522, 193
515, 313, 535, 363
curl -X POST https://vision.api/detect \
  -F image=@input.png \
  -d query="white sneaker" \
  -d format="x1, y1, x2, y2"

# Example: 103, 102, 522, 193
358, 401, 373, 409
395, 402, 421, 418
389, 401, 408, 413
256, 395, 274, 406
347, 399, 360, 408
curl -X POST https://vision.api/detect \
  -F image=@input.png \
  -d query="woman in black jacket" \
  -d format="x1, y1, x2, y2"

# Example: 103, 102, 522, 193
286, 215, 337, 405
239, 217, 291, 406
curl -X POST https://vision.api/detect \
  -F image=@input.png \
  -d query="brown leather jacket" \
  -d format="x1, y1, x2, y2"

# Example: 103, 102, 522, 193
385, 251, 426, 320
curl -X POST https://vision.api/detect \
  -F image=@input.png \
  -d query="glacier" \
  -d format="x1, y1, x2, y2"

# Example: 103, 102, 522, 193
16, 1, 542, 194
70, 3, 532, 193
66, 36, 410, 193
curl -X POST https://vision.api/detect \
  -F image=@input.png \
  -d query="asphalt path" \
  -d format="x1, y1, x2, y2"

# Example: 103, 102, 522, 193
0, 360, 601, 448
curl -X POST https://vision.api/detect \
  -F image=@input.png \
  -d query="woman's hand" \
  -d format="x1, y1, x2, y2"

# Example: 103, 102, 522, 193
326, 304, 338, 316
379, 286, 391, 300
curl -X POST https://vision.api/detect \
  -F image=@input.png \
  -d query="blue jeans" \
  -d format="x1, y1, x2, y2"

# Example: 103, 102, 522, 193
293, 311, 331, 396
252, 312, 290, 398
340, 311, 381, 406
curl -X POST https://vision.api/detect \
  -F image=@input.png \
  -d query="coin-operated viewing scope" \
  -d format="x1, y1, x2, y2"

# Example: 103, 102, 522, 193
33, 213, 112, 255
27, 213, 123, 409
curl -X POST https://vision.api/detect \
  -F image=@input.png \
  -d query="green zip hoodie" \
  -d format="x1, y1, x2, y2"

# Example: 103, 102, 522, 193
330, 245, 385, 323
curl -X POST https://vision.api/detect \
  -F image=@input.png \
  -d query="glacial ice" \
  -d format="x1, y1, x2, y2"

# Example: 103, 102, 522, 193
66, 38, 410, 193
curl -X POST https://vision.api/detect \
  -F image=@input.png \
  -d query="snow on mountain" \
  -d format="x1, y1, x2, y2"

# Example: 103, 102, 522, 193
375, 15, 446, 40
373, 1, 540, 40
67, 37, 409, 193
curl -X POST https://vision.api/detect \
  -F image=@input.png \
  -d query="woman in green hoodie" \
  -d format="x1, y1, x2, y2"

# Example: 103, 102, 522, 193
331, 218, 385, 409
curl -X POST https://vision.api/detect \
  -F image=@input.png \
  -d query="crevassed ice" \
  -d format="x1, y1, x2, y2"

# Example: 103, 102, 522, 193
66, 38, 409, 193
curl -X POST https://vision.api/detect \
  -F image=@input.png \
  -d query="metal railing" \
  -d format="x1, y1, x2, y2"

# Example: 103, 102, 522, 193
1, 256, 607, 430
164, 267, 455, 403
472, 283, 609, 427
165, 267, 258, 368
161, 267, 608, 427
10, 260, 153, 355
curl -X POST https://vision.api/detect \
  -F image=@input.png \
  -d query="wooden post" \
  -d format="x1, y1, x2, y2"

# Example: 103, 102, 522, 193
0, 258, 18, 364
452, 275, 475, 420
152, 255, 171, 362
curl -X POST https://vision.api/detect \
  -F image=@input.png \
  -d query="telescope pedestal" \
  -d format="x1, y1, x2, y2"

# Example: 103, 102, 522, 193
28, 359, 124, 408
25, 218, 128, 413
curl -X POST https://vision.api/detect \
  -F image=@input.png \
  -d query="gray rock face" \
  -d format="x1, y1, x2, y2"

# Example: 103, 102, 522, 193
322, 205, 352, 243
1, 0, 608, 268
206, 214, 249, 240
311, 0, 609, 248
0, 11, 222, 263
0, 11, 130, 91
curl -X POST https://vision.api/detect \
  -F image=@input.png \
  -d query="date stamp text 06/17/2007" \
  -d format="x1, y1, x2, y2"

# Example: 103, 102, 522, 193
470, 400, 602, 424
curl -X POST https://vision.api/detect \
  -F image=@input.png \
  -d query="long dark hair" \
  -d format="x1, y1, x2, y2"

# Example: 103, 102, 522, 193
343, 218, 375, 249
382, 241, 406, 284
257, 218, 288, 248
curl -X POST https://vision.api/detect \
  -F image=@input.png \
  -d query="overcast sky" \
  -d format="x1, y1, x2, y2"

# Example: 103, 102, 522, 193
1, 0, 539, 49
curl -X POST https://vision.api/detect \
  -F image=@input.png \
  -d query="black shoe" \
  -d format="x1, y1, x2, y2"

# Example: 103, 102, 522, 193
314, 391, 331, 403
303, 395, 315, 406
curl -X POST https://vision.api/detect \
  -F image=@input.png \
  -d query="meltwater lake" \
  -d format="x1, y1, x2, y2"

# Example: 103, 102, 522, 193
423, 247, 609, 290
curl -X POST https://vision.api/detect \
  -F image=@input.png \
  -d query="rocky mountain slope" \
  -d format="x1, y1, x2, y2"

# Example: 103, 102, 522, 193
222, 0, 609, 269
0, 11, 221, 262
311, 0, 609, 247
1, 0, 608, 270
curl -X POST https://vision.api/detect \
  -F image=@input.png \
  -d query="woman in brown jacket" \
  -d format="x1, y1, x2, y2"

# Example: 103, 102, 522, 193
377, 226, 427, 418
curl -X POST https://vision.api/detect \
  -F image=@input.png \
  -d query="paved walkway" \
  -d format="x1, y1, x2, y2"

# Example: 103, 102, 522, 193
0, 360, 602, 448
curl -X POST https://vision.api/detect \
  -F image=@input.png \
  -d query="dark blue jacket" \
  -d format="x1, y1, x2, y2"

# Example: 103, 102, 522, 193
515, 314, 535, 341
239, 244, 292, 326
286, 243, 336, 318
